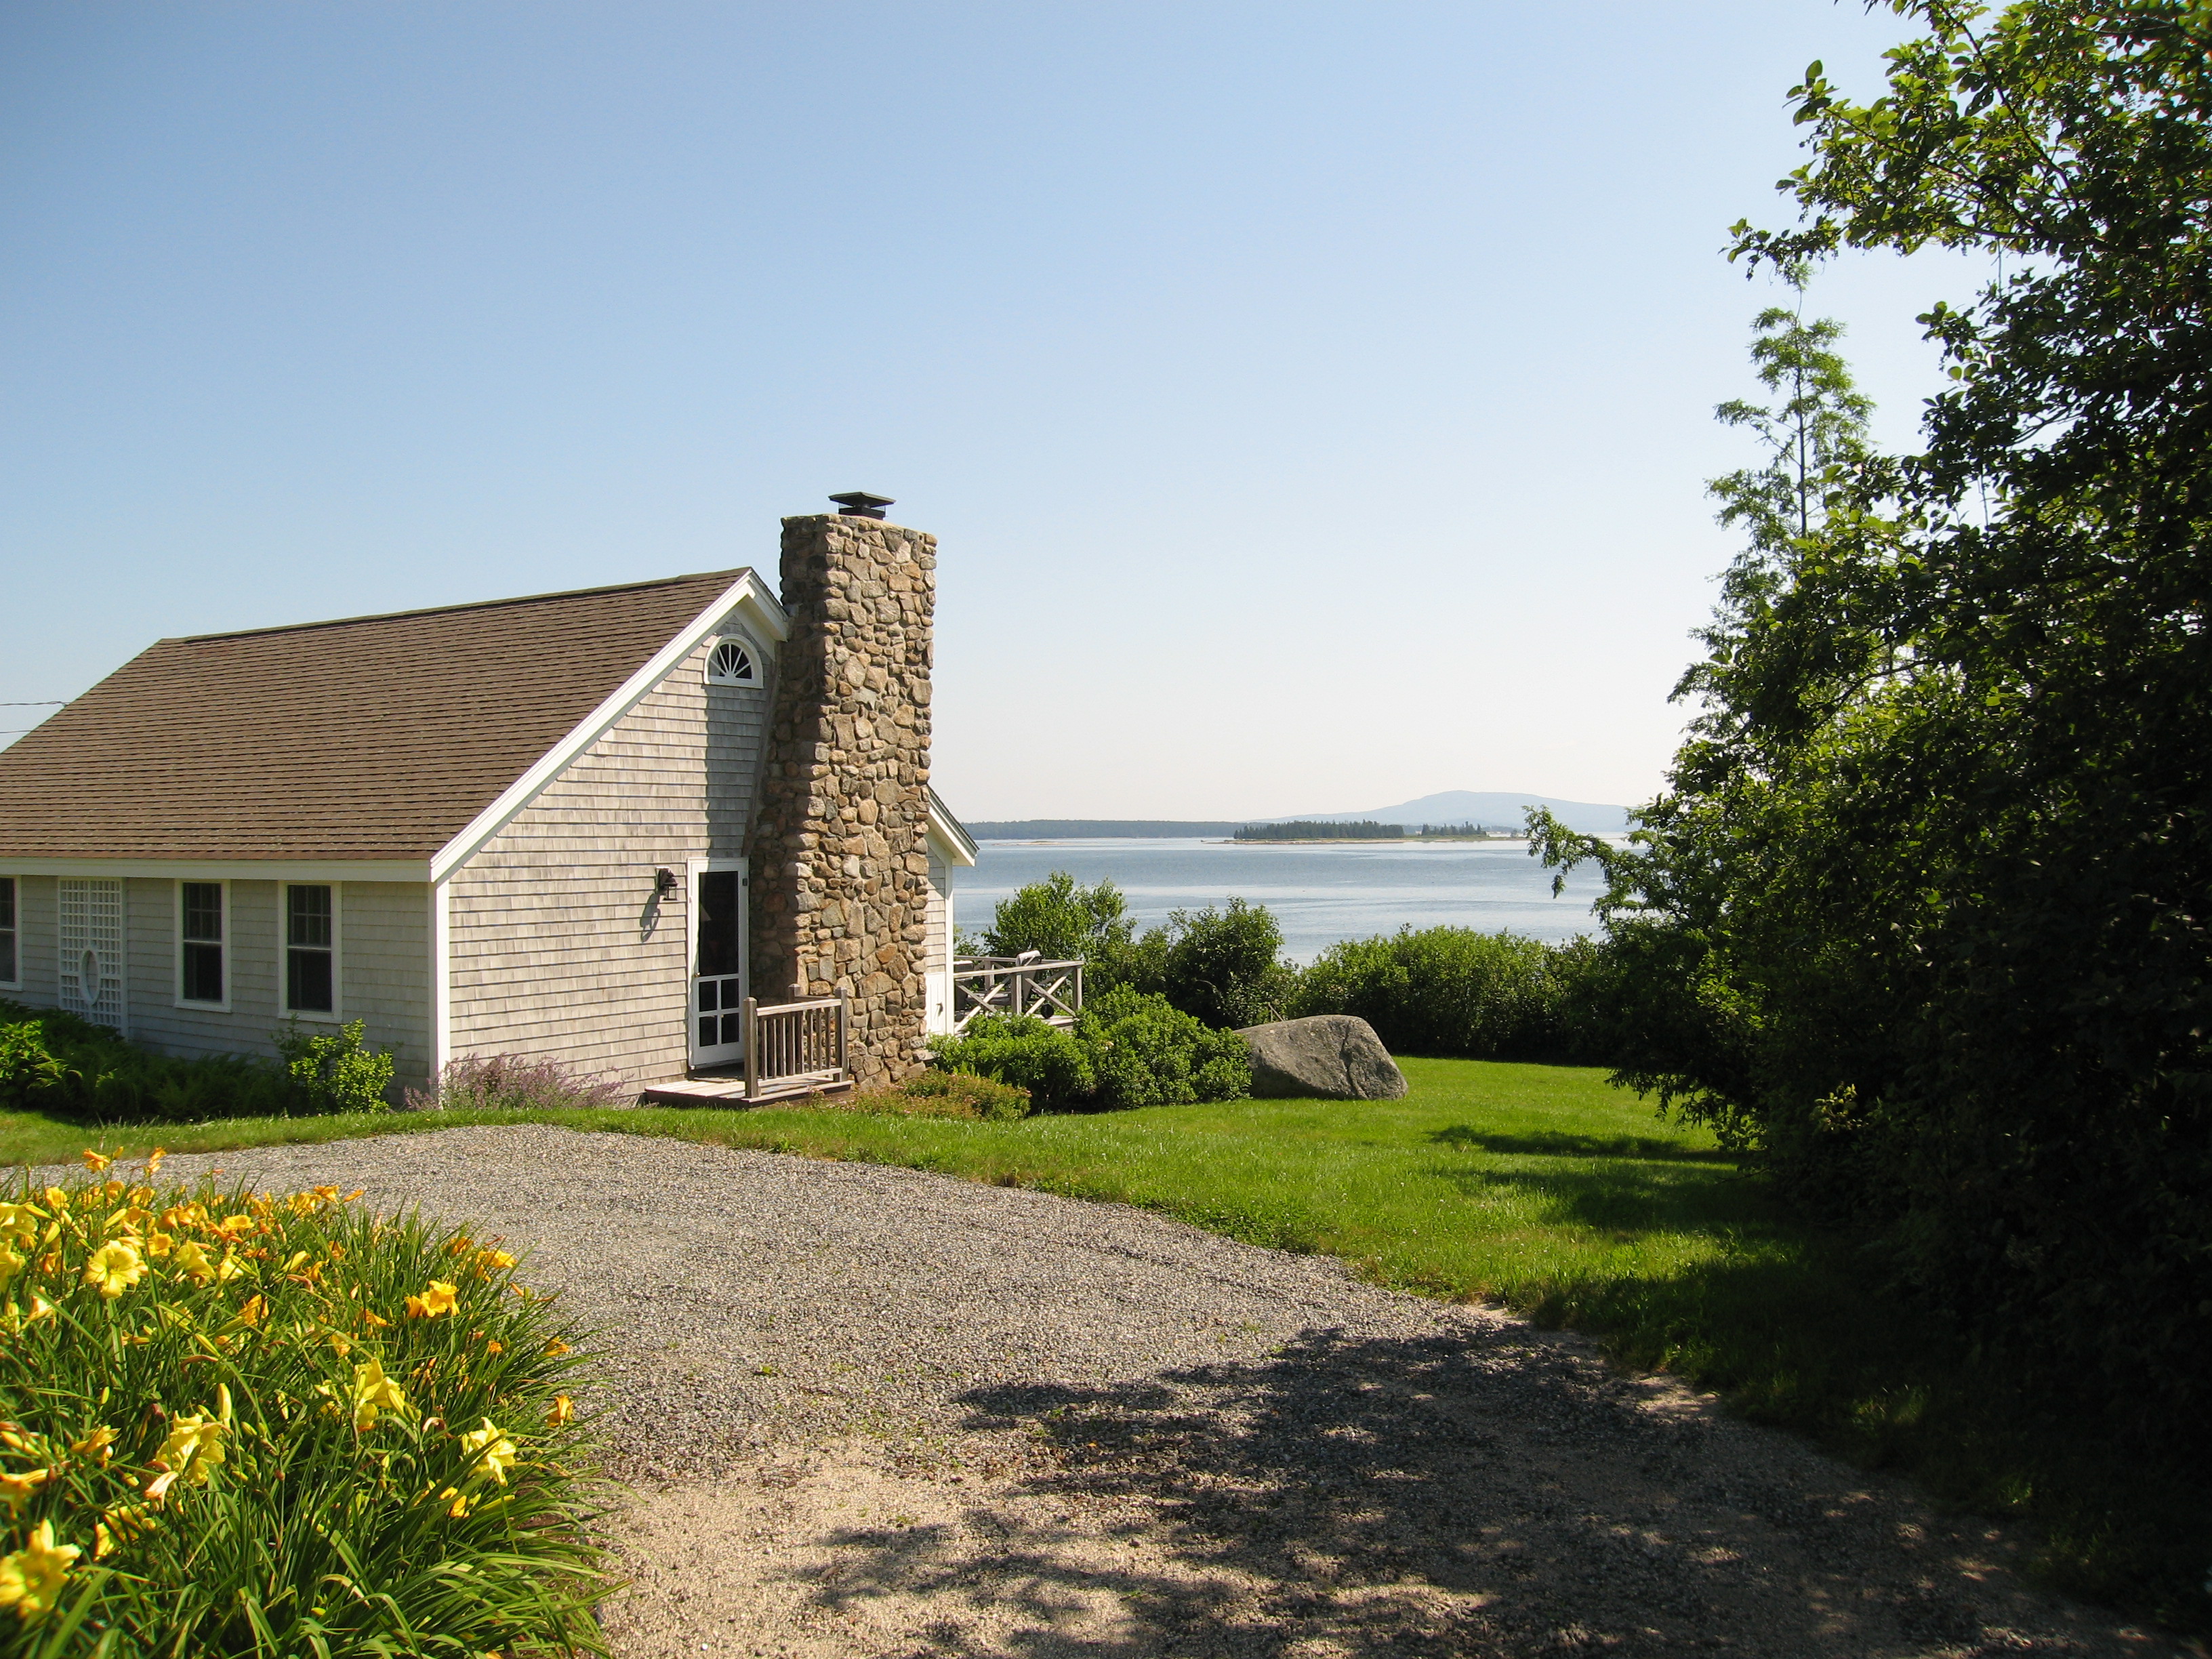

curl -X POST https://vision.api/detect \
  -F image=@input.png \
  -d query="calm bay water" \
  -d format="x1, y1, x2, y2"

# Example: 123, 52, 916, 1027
960, 838, 1606, 962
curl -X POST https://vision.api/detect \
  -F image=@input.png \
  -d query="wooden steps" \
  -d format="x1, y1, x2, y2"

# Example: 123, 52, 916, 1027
636, 1070, 855, 1107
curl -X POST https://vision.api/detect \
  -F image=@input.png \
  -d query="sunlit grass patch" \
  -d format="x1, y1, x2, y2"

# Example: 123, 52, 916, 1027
0, 1148, 604, 1656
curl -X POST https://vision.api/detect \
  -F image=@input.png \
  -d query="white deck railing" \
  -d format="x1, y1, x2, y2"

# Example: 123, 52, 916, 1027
950, 954, 1085, 1034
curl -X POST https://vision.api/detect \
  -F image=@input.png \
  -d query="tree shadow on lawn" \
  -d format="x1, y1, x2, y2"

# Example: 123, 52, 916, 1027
1430, 1151, 1769, 1244
789, 1323, 2079, 1659
1428, 1124, 1744, 1165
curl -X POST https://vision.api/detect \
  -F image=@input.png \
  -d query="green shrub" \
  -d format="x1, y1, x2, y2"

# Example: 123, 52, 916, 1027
977, 876, 1296, 1027
929, 1016, 1096, 1109
1295, 926, 1611, 1063
895, 1068, 1034, 1121
0, 1023, 66, 1107
830, 1070, 1035, 1122
272, 1020, 396, 1115
0, 1003, 407, 1122
1076, 985, 1251, 1110
0, 1150, 603, 1653
979, 872, 1135, 965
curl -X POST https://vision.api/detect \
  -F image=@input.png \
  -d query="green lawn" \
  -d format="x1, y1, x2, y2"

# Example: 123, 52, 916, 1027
7, 1057, 2200, 1629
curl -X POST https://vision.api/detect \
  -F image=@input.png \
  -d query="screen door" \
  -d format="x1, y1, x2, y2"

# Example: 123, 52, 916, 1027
690, 865, 745, 1067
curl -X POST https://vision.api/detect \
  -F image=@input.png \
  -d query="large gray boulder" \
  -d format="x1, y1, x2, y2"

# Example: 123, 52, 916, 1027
1235, 1015, 1408, 1101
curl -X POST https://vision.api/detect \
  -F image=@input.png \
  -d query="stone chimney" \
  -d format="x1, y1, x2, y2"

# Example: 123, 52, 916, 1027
747, 510, 937, 1087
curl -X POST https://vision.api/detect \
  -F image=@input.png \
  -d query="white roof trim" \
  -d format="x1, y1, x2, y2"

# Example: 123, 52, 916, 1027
430, 571, 790, 882
0, 859, 429, 882
926, 790, 978, 867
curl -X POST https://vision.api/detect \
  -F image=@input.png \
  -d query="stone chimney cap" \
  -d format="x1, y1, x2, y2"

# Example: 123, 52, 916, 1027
827, 491, 895, 520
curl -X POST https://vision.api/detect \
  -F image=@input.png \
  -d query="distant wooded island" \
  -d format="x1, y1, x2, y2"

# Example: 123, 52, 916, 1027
1232, 820, 1517, 842
964, 793, 1630, 841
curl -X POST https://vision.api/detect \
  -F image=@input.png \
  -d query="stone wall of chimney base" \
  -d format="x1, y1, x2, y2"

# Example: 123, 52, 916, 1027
747, 514, 936, 1088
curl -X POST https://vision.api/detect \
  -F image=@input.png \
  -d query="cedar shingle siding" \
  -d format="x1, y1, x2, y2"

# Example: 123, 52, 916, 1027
445, 631, 773, 1085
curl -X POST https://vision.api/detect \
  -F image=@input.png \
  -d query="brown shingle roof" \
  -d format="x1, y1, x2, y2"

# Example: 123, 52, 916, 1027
0, 569, 751, 862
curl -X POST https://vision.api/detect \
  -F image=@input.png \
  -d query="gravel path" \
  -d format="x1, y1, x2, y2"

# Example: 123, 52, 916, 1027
69, 1124, 2179, 1658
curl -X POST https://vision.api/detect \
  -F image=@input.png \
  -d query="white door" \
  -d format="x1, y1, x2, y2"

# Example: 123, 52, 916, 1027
58, 877, 126, 1034
688, 863, 746, 1069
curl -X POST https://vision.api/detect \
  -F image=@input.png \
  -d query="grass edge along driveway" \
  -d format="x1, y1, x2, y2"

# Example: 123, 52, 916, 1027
4, 1055, 2201, 1632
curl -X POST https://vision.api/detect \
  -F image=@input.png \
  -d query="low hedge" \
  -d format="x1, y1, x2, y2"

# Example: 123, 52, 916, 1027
0, 1002, 394, 1121
0, 1149, 603, 1654
928, 985, 1249, 1111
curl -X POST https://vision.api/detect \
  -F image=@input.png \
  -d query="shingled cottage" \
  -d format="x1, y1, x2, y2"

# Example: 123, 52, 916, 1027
0, 501, 977, 1101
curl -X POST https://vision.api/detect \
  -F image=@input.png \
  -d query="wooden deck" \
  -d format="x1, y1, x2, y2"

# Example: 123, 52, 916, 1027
637, 1069, 855, 1107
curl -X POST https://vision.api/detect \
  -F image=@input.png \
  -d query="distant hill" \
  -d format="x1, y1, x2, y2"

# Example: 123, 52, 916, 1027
964, 819, 1246, 840
1263, 792, 1631, 835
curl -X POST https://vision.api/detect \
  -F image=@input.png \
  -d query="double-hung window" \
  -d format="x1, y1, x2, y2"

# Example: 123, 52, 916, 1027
284, 884, 337, 1017
178, 881, 226, 1007
0, 878, 16, 989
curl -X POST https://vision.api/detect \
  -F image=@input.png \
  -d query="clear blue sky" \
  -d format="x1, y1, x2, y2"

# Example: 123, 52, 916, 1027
1, 2, 1982, 818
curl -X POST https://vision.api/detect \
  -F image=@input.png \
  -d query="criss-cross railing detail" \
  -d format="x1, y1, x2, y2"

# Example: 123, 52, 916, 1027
950, 954, 1086, 1034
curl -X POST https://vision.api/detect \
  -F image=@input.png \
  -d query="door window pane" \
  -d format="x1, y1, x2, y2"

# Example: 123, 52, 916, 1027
696, 871, 741, 977
0, 877, 14, 985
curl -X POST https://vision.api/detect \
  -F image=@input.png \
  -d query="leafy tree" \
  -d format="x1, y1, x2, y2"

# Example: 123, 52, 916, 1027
1540, 0, 2212, 1425
980, 872, 1134, 964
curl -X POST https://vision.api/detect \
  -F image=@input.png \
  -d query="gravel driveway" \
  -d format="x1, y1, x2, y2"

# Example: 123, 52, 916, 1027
68, 1124, 2178, 1658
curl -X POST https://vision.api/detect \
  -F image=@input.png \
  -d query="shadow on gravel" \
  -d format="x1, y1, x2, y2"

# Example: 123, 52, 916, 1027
790, 1327, 2036, 1658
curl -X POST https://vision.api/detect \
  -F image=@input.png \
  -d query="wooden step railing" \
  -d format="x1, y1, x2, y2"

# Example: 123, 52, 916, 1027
743, 993, 849, 1101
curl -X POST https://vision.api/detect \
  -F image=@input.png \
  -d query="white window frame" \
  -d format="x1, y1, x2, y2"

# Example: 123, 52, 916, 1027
703, 633, 764, 689
0, 874, 20, 992
281, 882, 343, 1023
174, 878, 231, 1012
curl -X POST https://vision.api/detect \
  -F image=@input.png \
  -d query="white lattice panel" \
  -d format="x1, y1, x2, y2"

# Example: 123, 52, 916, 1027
57, 878, 125, 1033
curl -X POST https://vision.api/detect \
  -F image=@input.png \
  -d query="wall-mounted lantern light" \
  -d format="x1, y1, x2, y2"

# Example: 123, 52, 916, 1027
653, 868, 680, 899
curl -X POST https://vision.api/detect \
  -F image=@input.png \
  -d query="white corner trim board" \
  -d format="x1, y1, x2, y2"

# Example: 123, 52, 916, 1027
429, 571, 790, 883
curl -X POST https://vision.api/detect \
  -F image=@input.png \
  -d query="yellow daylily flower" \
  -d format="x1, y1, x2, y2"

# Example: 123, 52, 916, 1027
0, 1468, 51, 1515
213, 1214, 255, 1240
213, 1249, 247, 1284
543, 1338, 570, 1357
0, 1245, 24, 1290
359, 1307, 390, 1330
350, 1358, 410, 1431
68, 1426, 116, 1466
37, 1189, 65, 1214
172, 1241, 216, 1285
0, 1520, 79, 1622
459, 1418, 516, 1485
406, 1281, 459, 1319
79, 1150, 111, 1174
219, 1294, 267, 1333
0, 1205, 46, 1249
144, 1147, 165, 1177
144, 1231, 174, 1259
146, 1412, 226, 1502
83, 1241, 146, 1300
546, 1394, 575, 1427
93, 1502, 152, 1561
311, 1185, 340, 1204
436, 1485, 474, 1517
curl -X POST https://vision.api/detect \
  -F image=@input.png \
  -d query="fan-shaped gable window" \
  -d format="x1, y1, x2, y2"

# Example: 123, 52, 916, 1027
706, 638, 759, 687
